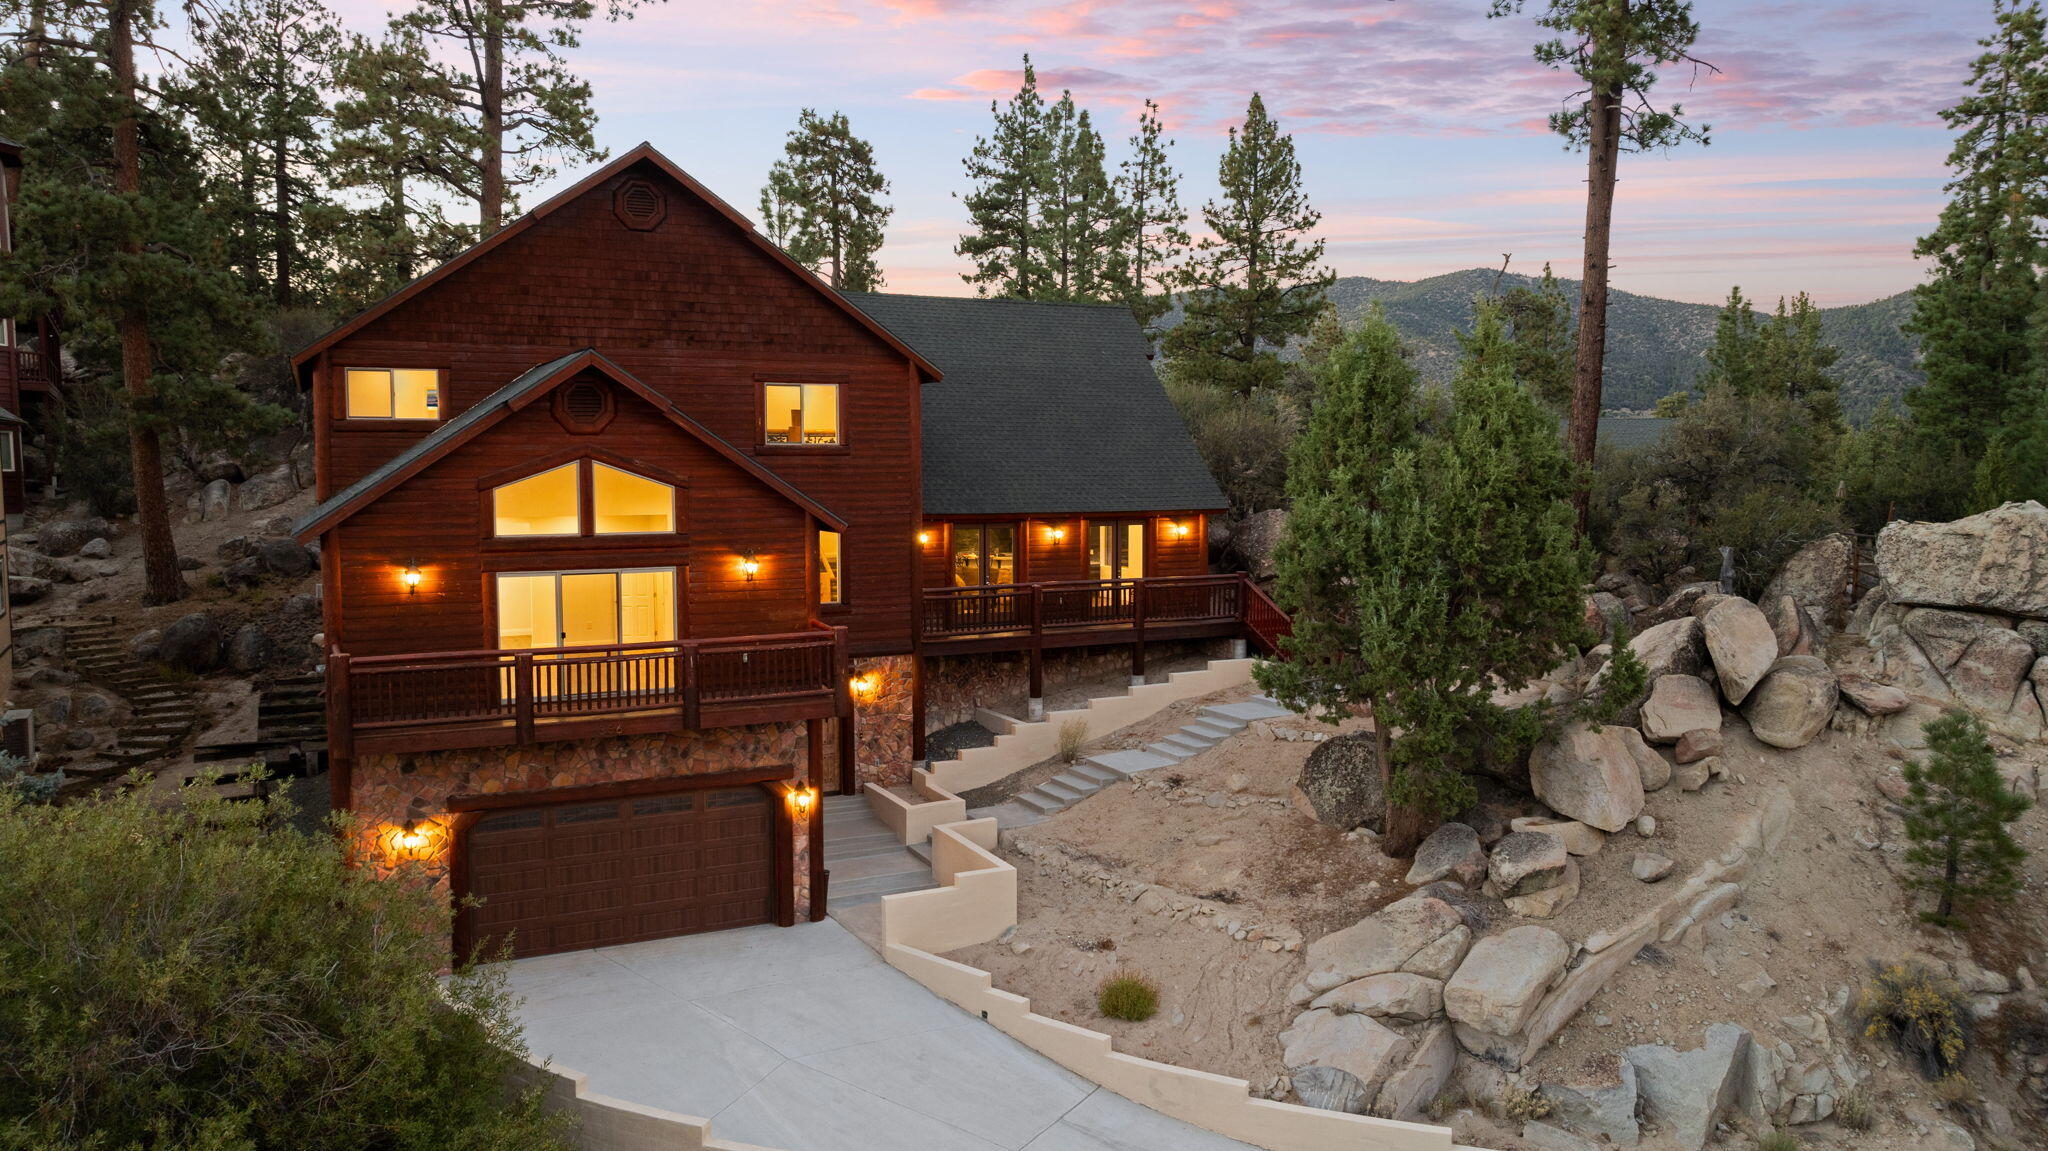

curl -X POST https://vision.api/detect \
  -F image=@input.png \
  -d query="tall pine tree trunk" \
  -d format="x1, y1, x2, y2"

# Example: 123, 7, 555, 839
273, 132, 292, 308
391, 167, 414, 282
111, 0, 185, 604
1569, 77, 1624, 534
478, 0, 506, 234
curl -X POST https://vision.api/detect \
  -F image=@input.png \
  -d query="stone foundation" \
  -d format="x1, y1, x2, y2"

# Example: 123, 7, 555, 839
848, 654, 914, 790
351, 722, 813, 927
924, 639, 1229, 732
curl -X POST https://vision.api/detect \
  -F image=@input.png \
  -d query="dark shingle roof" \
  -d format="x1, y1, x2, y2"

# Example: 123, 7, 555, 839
846, 293, 1227, 517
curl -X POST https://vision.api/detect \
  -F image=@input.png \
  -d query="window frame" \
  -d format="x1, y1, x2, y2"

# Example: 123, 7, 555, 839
816, 529, 845, 607
0, 429, 18, 473
338, 365, 447, 423
1086, 518, 1148, 581
755, 377, 848, 452
489, 565, 680, 654
947, 521, 1021, 587
478, 451, 685, 547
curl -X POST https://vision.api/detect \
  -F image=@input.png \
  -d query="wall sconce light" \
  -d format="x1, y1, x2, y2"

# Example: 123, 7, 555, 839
1049, 526, 1067, 542
917, 530, 932, 546
739, 553, 760, 581
1169, 522, 1193, 540
392, 819, 432, 857
400, 561, 423, 595
788, 784, 818, 818
850, 672, 878, 698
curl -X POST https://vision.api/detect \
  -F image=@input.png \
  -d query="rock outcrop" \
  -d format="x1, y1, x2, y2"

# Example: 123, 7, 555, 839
1294, 890, 1473, 1001
1702, 598, 1777, 704
1639, 674, 1721, 743
1624, 1024, 1754, 1151
1294, 732, 1384, 832
1876, 500, 2048, 618
1764, 532, 1856, 629
1743, 656, 1839, 749
1444, 925, 1569, 1039
1530, 723, 1647, 832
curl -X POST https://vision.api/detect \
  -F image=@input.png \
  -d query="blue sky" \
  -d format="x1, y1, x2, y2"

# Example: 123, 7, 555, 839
341, 0, 1990, 305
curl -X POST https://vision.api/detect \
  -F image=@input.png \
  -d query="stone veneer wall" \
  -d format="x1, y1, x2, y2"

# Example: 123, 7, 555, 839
844, 654, 914, 790
353, 721, 813, 922
924, 640, 1228, 732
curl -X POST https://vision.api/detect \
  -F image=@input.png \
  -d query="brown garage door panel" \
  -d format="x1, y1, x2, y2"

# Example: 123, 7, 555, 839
465, 785, 778, 959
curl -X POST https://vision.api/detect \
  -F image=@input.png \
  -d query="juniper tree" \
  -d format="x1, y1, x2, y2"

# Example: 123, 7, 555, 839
1489, 0, 1713, 528
957, 56, 1051, 298
1257, 307, 1592, 853
1038, 95, 1129, 303
1900, 710, 2030, 928
759, 108, 891, 291
1166, 93, 1332, 394
1906, 0, 2048, 465
1116, 99, 1188, 334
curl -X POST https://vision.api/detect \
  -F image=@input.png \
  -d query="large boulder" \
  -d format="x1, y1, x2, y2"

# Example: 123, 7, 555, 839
1529, 722, 1647, 832
1702, 598, 1777, 704
35, 518, 109, 557
1486, 831, 1570, 897
1291, 1065, 1371, 1115
1309, 972, 1443, 1022
1743, 655, 1839, 749
1877, 500, 2048, 617
8, 574, 51, 605
1838, 675, 1910, 716
1228, 508, 1287, 582
1624, 1025, 1754, 1151
198, 479, 233, 523
1295, 732, 1383, 832
1624, 616, 1705, 680
157, 612, 224, 673
256, 536, 315, 579
1540, 1061, 1640, 1146
1278, 1009, 1412, 1094
1639, 674, 1722, 743
1640, 581, 1720, 628
1444, 925, 1570, 1038
235, 464, 299, 512
1764, 532, 1857, 629
1297, 891, 1472, 999
1405, 822, 1487, 886
227, 625, 277, 674
1374, 1022, 1457, 1122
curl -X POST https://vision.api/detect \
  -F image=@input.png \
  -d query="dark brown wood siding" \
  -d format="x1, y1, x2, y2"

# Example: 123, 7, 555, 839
331, 384, 811, 658
315, 158, 919, 655
917, 513, 1210, 588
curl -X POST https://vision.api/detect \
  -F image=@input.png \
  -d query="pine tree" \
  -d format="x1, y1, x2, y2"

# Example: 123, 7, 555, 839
1115, 99, 1188, 333
391, 0, 644, 233
1038, 95, 1128, 303
330, 28, 478, 304
1905, 0, 2048, 463
957, 56, 1051, 298
1490, 0, 1712, 528
759, 108, 891, 292
185, 0, 342, 309
1755, 292, 1843, 427
1498, 262, 1577, 413
1166, 93, 1332, 394
1257, 307, 1592, 853
1899, 710, 2030, 928
1698, 286, 1760, 396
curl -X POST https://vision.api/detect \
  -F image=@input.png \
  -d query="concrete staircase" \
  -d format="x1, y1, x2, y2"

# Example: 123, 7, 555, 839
1011, 696, 1292, 817
58, 619, 204, 793
822, 792, 938, 908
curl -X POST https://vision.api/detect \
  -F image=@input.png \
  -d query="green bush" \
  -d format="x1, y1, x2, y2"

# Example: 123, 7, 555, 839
1756, 1127, 1799, 1151
1858, 961, 1969, 1079
1096, 971, 1159, 1022
1057, 719, 1089, 764
1834, 1084, 1875, 1131
1162, 368, 1299, 517
0, 786, 572, 1150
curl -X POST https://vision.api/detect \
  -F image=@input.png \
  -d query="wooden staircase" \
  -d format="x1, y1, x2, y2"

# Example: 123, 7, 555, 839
57, 618, 204, 794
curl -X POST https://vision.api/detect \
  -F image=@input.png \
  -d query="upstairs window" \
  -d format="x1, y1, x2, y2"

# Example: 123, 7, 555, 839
763, 383, 840, 445
345, 367, 441, 420
491, 459, 676, 538
818, 530, 843, 605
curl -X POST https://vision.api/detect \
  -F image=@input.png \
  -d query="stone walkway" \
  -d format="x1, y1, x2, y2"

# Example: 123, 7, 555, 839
504, 919, 1263, 1151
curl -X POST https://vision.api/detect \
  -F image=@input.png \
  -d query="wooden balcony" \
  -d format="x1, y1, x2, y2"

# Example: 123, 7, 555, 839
327, 626, 848, 757
920, 573, 1290, 656
14, 347, 54, 391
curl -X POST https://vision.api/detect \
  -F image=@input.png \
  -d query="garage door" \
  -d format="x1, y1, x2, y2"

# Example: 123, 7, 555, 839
462, 785, 778, 959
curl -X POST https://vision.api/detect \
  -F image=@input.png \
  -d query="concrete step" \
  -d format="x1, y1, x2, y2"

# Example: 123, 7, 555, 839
1183, 720, 1238, 741
1018, 792, 1064, 815
1036, 781, 1083, 805
827, 848, 931, 884
830, 869, 938, 900
823, 830, 906, 862
906, 840, 933, 865
1049, 771, 1102, 796
1159, 733, 1215, 754
1201, 700, 1293, 723
1084, 749, 1178, 777
1143, 742, 1193, 761
1193, 708, 1249, 732
1071, 763, 1120, 785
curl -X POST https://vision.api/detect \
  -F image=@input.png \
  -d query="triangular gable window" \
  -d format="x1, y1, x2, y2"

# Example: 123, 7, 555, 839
491, 460, 677, 537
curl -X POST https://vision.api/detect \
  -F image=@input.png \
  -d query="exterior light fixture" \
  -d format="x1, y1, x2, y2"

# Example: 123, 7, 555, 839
739, 553, 760, 581
788, 784, 818, 817
1169, 522, 1193, 540
393, 820, 431, 855
400, 561, 423, 594
850, 672, 878, 697
1049, 526, 1067, 542
917, 531, 932, 546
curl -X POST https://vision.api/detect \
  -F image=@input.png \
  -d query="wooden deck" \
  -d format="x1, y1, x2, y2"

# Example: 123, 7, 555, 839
920, 573, 1290, 655
328, 625, 849, 756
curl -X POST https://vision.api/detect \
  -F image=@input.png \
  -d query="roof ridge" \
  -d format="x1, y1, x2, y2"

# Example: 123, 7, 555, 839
848, 290, 1135, 312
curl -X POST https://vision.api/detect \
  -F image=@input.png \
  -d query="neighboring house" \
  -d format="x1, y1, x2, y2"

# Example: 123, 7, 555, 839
0, 136, 56, 523
291, 144, 1282, 961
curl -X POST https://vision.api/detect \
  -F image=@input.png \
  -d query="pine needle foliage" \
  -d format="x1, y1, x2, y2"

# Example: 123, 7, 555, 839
760, 108, 892, 292
1899, 710, 2030, 928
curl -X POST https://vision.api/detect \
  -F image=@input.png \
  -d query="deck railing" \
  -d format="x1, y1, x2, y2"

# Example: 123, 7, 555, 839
328, 626, 845, 754
922, 573, 1283, 651
14, 348, 54, 387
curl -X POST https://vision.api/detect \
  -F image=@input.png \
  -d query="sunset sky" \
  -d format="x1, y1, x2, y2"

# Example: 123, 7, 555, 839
396, 0, 1990, 307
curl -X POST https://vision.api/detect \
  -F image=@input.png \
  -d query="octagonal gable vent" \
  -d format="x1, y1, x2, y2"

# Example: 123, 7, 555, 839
614, 178, 667, 231
553, 380, 615, 434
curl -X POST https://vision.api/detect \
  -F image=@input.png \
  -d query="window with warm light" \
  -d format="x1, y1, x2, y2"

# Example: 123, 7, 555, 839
345, 367, 441, 419
818, 529, 844, 605
592, 462, 674, 533
950, 523, 1017, 586
1088, 520, 1146, 580
763, 382, 840, 445
492, 462, 580, 536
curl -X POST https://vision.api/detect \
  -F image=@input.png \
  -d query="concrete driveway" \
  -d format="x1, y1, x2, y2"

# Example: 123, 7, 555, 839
503, 919, 1261, 1151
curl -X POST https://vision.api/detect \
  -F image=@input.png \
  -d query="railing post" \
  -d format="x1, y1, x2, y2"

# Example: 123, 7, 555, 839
513, 652, 535, 744
683, 642, 702, 729
1028, 585, 1045, 720
327, 649, 353, 762
1131, 580, 1147, 686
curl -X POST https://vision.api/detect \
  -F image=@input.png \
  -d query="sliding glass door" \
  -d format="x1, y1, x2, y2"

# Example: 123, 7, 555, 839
949, 523, 1018, 586
1088, 520, 1146, 580
496, 568, 678, 698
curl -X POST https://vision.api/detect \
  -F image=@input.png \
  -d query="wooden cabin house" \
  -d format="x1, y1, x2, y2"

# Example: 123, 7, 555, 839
0, 136, 55, 522
293, 144, 1284, 960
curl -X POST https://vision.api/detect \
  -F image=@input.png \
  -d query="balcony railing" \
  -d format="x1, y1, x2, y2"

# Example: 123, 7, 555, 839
14, 348, 54, 388
921, 573, 1289, 653
327, 626, 846, 755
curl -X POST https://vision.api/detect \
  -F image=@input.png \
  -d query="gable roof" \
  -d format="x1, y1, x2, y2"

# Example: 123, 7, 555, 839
845, 293, 1227, 517
289, 143, 940, 385
291, 349, 846, 541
